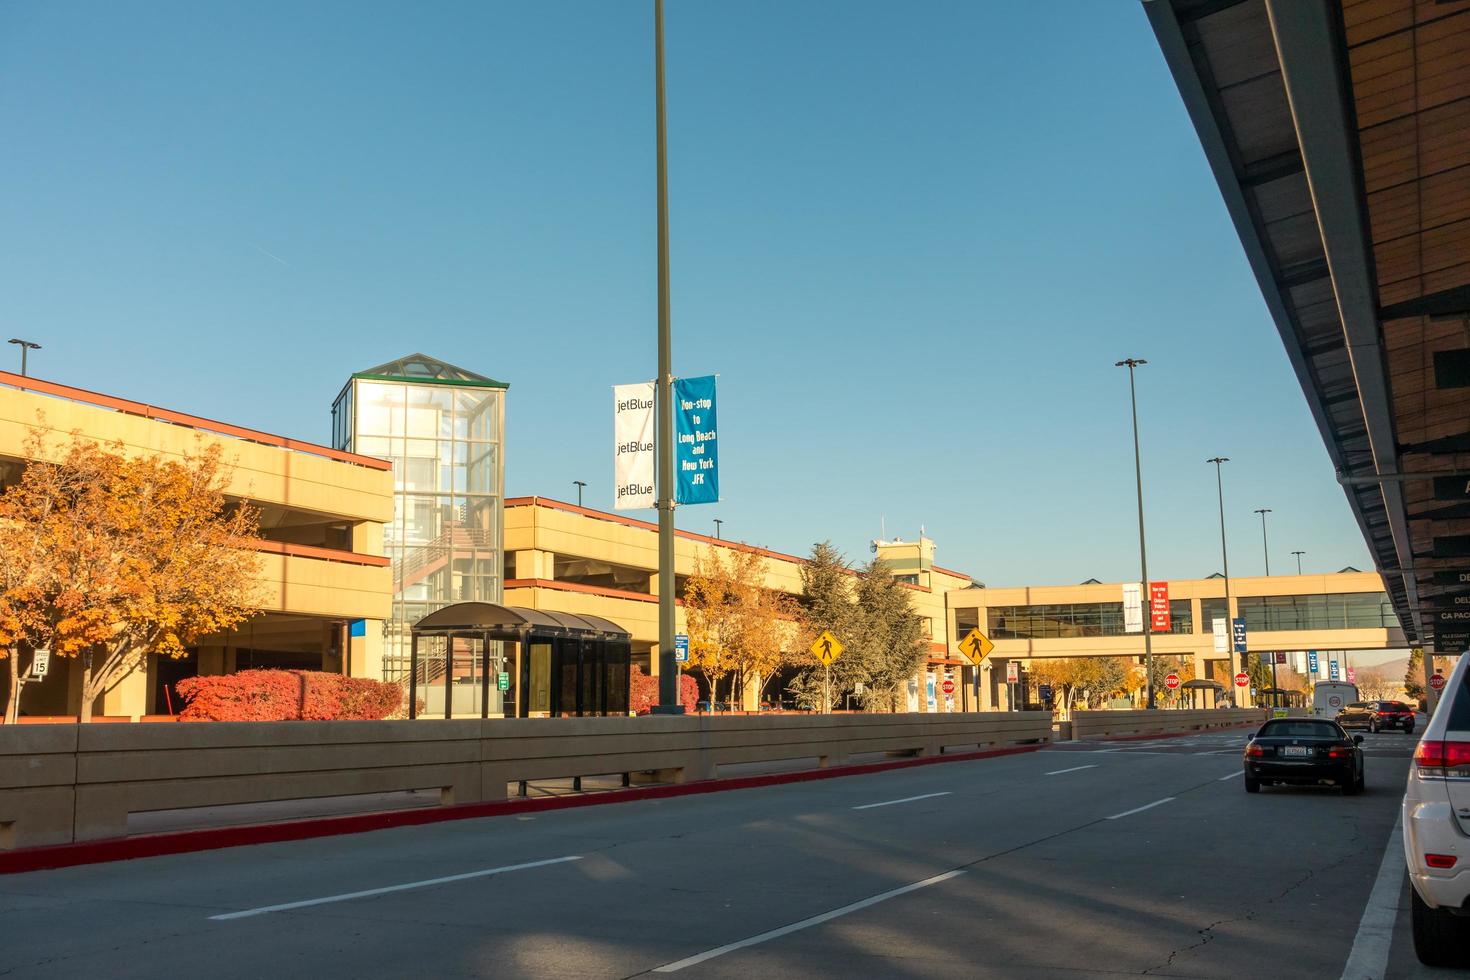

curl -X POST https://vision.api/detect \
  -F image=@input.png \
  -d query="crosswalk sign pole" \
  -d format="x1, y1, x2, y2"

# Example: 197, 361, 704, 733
825, 663, 831, 715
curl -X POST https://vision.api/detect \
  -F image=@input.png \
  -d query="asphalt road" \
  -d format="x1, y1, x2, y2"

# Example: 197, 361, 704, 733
0, 728, 1437, 979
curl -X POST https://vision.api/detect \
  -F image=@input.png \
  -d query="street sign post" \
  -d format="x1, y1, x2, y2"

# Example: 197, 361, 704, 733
1234, 672, 1249, 688
810, 630, 844, 714
1165, 673, 1180, 690
957, 628, 994, 665
1038, 683, 1053, 704
674, 633, 689, 664
941, 678, 955, 696
497, 671, 509, 692
32, 648, 49, 679
1005, 660, 1019, 709
1430, 673, 1447, 692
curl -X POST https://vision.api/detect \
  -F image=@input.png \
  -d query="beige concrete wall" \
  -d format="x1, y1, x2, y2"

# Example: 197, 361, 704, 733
0, 712, 1052, 848
1069, 708, 1263, 740
0, 385, 394, 525
256, 551, 391, 621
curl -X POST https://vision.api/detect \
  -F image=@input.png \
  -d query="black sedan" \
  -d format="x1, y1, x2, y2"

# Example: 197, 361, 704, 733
1335, 699, 1415, 734
1243, 718, 1364, 795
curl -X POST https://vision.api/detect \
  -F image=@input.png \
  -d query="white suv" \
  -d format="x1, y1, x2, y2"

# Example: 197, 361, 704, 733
1404, 652, 1470, 966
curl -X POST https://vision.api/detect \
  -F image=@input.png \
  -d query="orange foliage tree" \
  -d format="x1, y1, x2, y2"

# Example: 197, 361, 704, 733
0, 429, 264, 722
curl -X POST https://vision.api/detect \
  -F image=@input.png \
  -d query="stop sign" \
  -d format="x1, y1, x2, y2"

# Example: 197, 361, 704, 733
1430, 673, 1447, 691
941, 678, 955, 695
1165, 673, 1180, 690
1235, 672, 1249, 688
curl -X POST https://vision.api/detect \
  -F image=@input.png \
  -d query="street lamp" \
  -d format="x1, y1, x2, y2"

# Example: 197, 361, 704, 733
7, 339, 40, 377
573, 480, 586, 508
1292, 550, 1305, 574
713, 518, 723, 540
1207, 457, 1236, 692
1116, 357, 1155, 709
1254, 509, 1273, 575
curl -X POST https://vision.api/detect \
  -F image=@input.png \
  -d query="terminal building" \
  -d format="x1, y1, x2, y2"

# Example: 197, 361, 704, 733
945, 570, 1404, 710
0, 370, 394, 719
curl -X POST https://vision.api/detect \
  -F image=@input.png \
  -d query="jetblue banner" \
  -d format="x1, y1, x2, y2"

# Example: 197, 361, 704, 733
674, 375, 718, 505
613, 382, 656, 510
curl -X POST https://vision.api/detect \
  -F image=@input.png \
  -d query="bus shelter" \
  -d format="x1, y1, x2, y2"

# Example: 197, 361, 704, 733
409, 602, 631, 719
1180, 678, 1227, 709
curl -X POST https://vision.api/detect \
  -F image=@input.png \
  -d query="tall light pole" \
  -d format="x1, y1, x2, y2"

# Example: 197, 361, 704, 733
7, 339, 40, 377
1207, 457, 1236, 693
573, 480, 586, 508
1254, 508, 1273, 575
1292, 550, 1305, 574
713, 518, 723, 540
652, 0, 682, 714
1116, 358, 1155, 709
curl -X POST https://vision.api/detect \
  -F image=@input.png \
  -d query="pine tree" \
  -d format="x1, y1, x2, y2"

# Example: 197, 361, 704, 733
852, 557, 924, 712
1405, 648, 1426, 702
789, 541, 855, 711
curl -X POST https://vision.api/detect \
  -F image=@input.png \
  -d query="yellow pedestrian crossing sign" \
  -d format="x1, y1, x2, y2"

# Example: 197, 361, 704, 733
958, 628, 993, 665
811, 630, 844, 665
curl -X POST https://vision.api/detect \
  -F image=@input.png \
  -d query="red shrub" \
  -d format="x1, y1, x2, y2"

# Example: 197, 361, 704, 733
176, 670, 403, 721
629, 664, 699, 715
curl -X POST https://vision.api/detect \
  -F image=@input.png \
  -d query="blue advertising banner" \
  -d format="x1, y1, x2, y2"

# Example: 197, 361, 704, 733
1308, 651, 1319, 674
1232, 617, 1247, 654
674, 375, 718, 505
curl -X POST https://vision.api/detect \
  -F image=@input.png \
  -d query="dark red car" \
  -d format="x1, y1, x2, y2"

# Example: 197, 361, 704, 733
1336, 699, 1416, 734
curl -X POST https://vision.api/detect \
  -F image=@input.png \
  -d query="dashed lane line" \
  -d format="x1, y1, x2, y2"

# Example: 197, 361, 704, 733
1045, 765, 1099, 776
1105, 797, 1175, 820
852, 791, 951, 811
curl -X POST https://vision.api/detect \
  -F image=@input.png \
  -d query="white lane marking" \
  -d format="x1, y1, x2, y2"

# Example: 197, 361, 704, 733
1105, 798, 1175, 820
852, 791, 951, 811
1217, 771, 1244, 781
1045, 765, 1099, 776
208, 855, 582, 921
652, 869, 966, 972
1338, 813, 1405, 980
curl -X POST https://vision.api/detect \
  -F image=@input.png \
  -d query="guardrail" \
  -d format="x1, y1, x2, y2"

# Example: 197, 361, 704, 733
1068, 708, 1263, 740
0, 712, 1051, 849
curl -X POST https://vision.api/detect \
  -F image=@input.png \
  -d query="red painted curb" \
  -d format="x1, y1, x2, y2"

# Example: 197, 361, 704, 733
0, 743, 1044, 875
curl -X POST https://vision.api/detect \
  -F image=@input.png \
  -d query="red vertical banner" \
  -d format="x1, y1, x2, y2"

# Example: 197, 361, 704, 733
1149, 581, 1171, 632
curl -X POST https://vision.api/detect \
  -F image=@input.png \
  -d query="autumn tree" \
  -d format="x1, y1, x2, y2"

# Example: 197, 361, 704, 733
0, 430, 265, 722
682, 546, 799, 711
1030, 656, 1132, 716
1405, 648, 1426, 703
1355, 669, 1394, 701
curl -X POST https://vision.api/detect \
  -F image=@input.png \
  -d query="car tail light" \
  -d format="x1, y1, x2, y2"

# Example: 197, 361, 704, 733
1245, 743, 1266, 758
1414, 741, 1470, 778
1328, 747, 1351, 759
1426, 854, 1458, 869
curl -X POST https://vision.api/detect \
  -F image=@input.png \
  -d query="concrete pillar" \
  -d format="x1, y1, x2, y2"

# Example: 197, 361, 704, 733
512, 549, 554, 580
348, 620, 385, 680
351, 520, 384, 557
100, 668, 147, 720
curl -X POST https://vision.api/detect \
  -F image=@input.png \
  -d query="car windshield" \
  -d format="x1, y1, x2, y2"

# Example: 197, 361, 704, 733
1260, 721, 1342, 739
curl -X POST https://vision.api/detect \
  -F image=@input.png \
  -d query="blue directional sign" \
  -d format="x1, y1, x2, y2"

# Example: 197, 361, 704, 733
1232, 617, 1247, 654
1328, 660, 1340, 681
674, 375, 718, 505
1038, 684, 1053, 703
674, 633, 689, 663
1308, 651, 1319, 674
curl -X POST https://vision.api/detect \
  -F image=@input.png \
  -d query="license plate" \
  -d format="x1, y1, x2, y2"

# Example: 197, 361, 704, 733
1283, 746, 1309, 757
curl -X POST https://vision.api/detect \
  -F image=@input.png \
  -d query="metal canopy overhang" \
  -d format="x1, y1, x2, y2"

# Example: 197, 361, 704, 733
1145, 0, 1470, 648
413, 602, 631, 640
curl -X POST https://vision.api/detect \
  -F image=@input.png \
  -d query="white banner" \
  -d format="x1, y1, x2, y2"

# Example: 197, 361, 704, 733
1212, 618, 1228, 653
613, 382, 656, 510
1123, 583, 1143, 634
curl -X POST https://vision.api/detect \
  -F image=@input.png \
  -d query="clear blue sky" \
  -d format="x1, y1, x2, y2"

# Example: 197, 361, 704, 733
0, 0, 1374, 586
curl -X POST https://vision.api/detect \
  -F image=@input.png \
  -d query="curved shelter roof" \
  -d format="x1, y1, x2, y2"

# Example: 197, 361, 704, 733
1181, 679, 1224, 690
413, 602, 629, 638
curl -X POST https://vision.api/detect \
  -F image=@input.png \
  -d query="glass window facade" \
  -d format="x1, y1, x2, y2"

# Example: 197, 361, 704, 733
989, 603, 1126, 639
334, 375, 505, 681
1200, 598, 1229, 635
1236, 593, 1396, 631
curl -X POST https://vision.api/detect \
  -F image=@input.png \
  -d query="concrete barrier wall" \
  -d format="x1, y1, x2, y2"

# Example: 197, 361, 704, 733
1069, 708, 1262, 740
0, 711, 1052, 849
